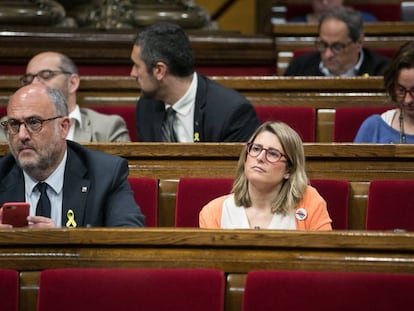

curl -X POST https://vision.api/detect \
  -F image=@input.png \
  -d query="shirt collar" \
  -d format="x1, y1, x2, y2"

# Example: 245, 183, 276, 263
166, 73, 197, 116
69, 105, 82, 129
319, 50, 364, 77
24, 150, 67, 196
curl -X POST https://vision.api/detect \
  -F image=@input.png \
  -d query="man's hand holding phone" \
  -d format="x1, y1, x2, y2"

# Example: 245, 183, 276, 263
1, 202, 30, 228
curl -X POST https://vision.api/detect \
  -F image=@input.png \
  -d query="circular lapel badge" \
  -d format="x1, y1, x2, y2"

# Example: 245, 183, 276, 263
295, 207, 307, 221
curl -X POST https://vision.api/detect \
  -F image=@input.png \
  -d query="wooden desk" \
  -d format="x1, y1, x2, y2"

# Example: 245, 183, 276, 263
2, 228, 414, 311
0, 28, 277, 76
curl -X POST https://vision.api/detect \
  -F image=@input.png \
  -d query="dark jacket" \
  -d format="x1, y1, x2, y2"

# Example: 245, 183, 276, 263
0, 140, 145, 227
135, 74, 260, 142
284, 48, 389, 76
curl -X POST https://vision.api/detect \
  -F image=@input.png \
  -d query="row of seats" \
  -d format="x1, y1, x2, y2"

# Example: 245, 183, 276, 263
130, 177, 414, 232
91, 105, 393, 142
3, 267, 414, 311
0, 102, 392, 142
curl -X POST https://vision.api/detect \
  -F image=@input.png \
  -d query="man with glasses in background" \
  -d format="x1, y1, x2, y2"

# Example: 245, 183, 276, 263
284, 6, 389, 76
0, 84, 145, 228
0, 51, 131, 142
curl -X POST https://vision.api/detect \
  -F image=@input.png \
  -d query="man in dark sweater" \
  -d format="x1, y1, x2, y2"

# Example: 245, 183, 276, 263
284, 6, 389, 77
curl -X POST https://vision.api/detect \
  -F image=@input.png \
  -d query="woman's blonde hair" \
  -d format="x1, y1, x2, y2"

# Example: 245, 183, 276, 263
232, 121, 308, 215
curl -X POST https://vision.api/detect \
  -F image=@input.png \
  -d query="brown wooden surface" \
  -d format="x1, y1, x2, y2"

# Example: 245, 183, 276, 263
1, 142, 411, 181
0, 28, 276, 72
2, 228, 414, 311
0, 75, 389, 108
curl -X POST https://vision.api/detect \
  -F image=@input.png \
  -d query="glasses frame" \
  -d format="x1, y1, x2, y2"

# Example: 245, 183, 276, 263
395, 84, 414, 100
246, 142, 287, 164
19, 69, 73, 86
314, 40, 354, 54
1, 116, 63, 135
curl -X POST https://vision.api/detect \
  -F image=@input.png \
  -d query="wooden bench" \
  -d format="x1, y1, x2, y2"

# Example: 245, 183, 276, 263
1, 142, 413, 230
2, 228, 414, 311
0, 28, 277, 76
0, 75, 391, 142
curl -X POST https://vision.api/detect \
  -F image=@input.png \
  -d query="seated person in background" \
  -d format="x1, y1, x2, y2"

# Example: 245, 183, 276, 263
130, 22, 260, 142
0, 84, 145, 228
0, 51, 131, 142
354, 41, 414, 143
199, 121, 332, 230
288, 0, 378, 23
284, 6, 388, 77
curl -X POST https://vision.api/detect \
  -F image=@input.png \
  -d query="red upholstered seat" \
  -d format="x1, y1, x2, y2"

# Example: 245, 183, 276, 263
128, 177, 158, 227
243, 270, 414, 311
38, 268, 225, 311
0, 106, 6, 118
88, 106, 137, 141
310, 179, 349, 230
0, 269, 19, 311
366, 179, 414, 231
254, 106, 316, 142
175, 178, 233, 227
333, 106, 392, 142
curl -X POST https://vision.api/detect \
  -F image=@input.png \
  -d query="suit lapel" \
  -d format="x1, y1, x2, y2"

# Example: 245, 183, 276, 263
0, 165, 25, 204
193, 73, 207, 142
61, 146, 90, 227
156, 101, 166, 141
74, 114, 93, 142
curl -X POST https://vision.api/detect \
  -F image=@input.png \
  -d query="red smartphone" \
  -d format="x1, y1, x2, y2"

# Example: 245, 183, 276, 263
2, 202, 30, 227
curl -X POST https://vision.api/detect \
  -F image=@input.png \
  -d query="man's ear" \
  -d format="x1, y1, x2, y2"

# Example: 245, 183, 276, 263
68, 73, 80, 94
152, 62, 167, 80
356, 34, 364, 49
60, 117, 71, 139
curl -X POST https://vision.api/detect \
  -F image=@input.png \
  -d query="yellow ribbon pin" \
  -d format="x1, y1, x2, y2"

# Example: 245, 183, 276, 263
193, 132, 200, 142
66, 209, 77, 228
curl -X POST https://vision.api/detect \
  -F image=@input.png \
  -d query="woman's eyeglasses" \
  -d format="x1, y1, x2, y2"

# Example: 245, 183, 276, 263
246, 143, 287, 163
395, 85, 414, 100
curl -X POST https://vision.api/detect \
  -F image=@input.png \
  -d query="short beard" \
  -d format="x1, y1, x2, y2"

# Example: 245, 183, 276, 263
140, 89, 157, 99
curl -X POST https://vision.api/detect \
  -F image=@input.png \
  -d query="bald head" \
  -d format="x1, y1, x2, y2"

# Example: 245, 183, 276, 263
6, 84, 71, 181
22, 51, 79, 112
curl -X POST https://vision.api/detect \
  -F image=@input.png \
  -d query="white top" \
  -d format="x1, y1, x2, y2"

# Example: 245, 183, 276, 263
220, 194, 296, 229
165, 73, 198, 142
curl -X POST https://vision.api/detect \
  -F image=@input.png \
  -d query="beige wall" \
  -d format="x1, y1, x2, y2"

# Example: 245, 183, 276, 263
196, 0, 257, 34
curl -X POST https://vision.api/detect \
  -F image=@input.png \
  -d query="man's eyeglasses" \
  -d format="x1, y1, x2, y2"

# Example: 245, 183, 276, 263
1, 116, 63, 135
315, 40, 353, 54
19, 70, 72, 86
246, 143, 287, 163
395, 85, 414, 99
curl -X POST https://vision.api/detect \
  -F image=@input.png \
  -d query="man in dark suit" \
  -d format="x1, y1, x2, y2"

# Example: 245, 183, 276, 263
0, 84, 145, 228
130, 22, 260, 142
284, 6, 389, 77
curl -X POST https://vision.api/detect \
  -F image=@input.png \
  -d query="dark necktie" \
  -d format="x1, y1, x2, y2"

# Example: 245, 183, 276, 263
36, 182, 51, 218
161, 107, 177, 142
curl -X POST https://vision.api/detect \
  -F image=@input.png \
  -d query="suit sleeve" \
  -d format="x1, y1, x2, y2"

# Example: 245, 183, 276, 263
103, 157, 145, 227
221, 101, 260, 142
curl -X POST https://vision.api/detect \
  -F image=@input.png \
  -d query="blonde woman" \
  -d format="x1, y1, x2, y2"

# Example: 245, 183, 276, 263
199, 121, 332, 230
